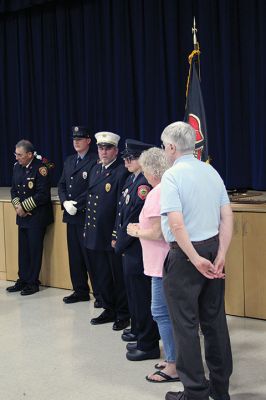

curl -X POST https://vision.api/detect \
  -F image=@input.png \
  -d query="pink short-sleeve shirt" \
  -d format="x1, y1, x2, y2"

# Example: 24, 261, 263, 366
139, 183, 170, 277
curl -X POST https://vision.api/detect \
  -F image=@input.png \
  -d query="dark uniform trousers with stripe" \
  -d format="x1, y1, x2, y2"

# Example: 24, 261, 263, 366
163, 236, 232, 400
58, 151, 98, 298
11, 158, 54, 285
115, 173, 160, 351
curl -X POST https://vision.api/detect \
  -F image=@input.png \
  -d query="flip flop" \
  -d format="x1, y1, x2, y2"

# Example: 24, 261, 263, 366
154, 361, 167, 370
146, 370, 180, 383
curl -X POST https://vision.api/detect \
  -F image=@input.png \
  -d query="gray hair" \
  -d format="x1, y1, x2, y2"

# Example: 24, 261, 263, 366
139, 147, 170, 180
16, 139, 34, 153
161, 121, 195, 153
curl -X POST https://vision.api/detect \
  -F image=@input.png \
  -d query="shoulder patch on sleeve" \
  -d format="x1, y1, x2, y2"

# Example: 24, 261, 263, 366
137, 185, 150, 200
39, 166, 48, 176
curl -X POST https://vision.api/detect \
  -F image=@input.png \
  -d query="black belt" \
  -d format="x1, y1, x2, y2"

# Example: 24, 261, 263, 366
170, 234, 219, 249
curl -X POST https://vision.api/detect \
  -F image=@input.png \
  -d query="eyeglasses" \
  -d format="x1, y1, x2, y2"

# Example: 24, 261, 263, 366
14, 152, 27, 158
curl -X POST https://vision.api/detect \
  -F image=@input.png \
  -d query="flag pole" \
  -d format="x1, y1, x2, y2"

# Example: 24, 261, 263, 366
192, 17, 198, 50
192, 17, 200, 80
186, 17, 201, 100
185, 18, 209, 162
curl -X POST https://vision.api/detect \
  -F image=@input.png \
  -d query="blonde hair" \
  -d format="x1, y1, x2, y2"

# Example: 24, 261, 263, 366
139, 147, 170, 180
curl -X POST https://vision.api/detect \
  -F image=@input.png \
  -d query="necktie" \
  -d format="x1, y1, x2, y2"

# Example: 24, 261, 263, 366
76, 156, 81, 165
101, 165, 106, 174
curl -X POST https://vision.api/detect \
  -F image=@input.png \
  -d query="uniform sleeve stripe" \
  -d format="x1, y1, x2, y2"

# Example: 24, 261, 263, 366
22, 197, 37, 212
29, 197, 37, 208
22, 199, 30, 212
12, 197, 21, 207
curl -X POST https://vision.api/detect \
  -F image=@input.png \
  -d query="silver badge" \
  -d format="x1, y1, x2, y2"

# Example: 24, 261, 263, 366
82, 171, 87, 179
123, 188, 129, 197
125, 194, 130, 204
74, 126, 79, 132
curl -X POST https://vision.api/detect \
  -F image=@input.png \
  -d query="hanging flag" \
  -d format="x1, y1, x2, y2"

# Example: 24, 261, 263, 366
184, 19, 209, 162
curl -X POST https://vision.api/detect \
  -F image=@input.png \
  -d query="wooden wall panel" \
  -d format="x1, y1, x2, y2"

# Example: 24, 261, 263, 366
0, 203, 6, 278
244, 213, 266, 319
40, 205, 72, 289
225, 212, 245, 316
4, 203, 18, 281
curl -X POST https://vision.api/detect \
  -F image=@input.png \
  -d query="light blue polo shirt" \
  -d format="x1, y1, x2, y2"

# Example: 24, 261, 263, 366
160, 154, 230, 243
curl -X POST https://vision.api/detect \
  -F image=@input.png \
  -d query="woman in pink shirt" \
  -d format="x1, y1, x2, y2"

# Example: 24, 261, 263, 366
127, 148, 179, 383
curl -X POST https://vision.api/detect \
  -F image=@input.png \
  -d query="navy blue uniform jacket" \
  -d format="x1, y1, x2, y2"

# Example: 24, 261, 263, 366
58, 151, 97, 225
84, 159, 129, 251
114, 173, 151, 255
11, 158, 53, 228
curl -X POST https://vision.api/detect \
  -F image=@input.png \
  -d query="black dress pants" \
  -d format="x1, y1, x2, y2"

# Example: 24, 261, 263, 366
67, 224, 98, 298
123, 244, 160, 351
87, 249, 129, 320
18, 226, 46, 285
163, 236, 232, 400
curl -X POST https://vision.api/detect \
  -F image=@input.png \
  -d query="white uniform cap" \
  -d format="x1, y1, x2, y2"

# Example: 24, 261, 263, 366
94, 131, 120, 147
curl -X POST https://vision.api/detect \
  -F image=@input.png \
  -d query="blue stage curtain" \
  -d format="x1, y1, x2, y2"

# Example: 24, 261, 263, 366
0, 0, 266, 189
0, 1, 54, 13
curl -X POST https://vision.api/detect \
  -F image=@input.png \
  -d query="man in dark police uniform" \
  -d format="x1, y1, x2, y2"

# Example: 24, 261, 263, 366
7, 139, 53, 296
58, 126, 99, 305
84, 131, 130, 331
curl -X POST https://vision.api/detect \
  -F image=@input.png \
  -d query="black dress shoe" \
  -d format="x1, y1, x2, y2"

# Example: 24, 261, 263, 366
126, 342, 137, 351
123, 327, 132, 334
94, 300, 103, 308
63, 292, 90, 304
6, 280, 26, 292
112, 319, 130, 331
90, 310, 115, 325
21, 284, 39, 296
166, 392, 186, 400
126, 347, 160, 361
121, 332, 138, 342
209, 390, 230, 400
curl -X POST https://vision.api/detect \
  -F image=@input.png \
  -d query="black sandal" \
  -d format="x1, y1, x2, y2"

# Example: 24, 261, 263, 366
146, 370, 180, 383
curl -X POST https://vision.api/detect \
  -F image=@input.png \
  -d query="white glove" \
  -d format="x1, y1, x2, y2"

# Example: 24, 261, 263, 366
63, 200, 77, 216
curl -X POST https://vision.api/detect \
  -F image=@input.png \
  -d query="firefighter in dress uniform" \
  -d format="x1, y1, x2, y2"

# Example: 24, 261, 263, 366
84, 131, 130, 331
7, 140, 53, 296
114, 139, 160, 361
58, 126, 100, 305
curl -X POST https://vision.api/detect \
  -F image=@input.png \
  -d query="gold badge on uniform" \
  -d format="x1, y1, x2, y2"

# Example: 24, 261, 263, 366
39, 166, 48, 176
28, 181, 34, 189
105, 183, 111, 192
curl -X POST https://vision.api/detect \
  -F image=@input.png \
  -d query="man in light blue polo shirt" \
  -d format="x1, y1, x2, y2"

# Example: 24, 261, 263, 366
160, 122, 233, 400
